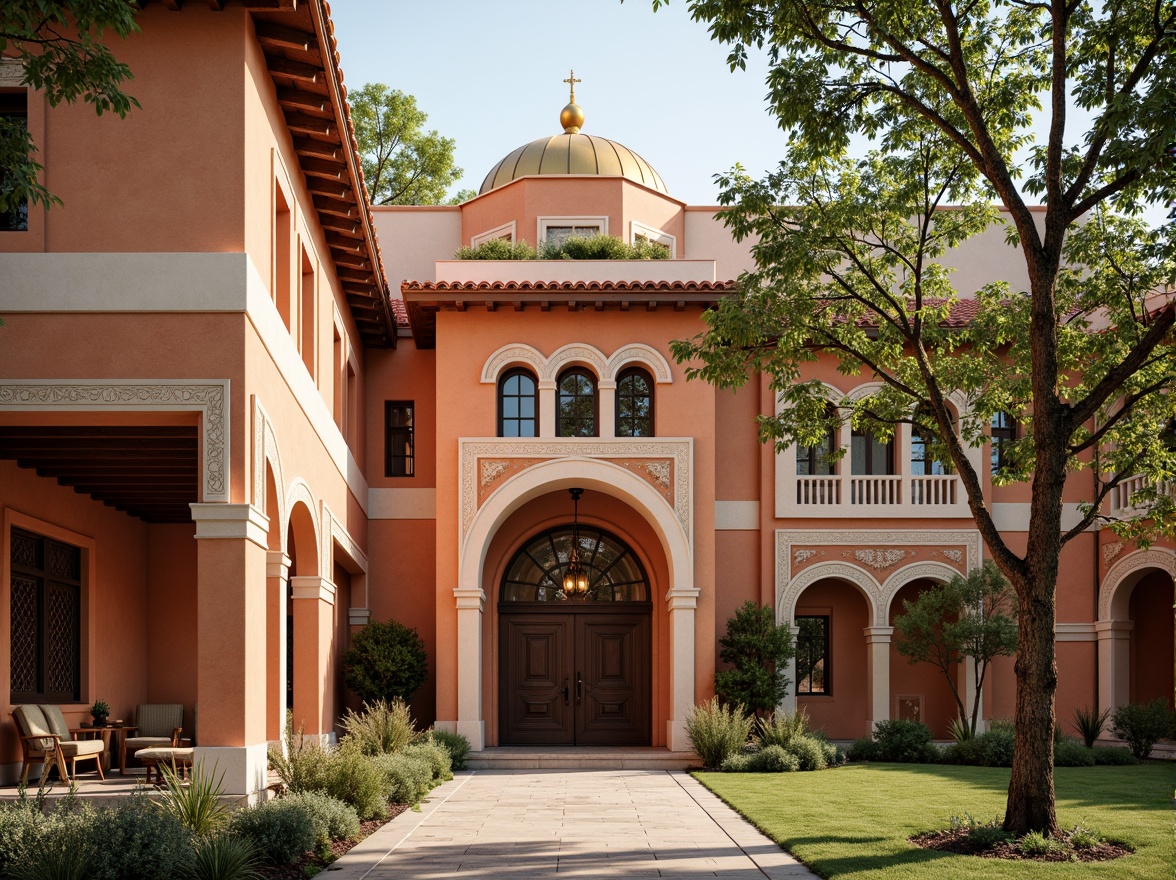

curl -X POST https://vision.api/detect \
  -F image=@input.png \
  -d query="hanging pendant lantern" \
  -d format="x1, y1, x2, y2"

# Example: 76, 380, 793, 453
563, 488, 589, 598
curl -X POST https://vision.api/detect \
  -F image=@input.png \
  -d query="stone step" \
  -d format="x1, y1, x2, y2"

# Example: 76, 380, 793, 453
466, 747, 698, 771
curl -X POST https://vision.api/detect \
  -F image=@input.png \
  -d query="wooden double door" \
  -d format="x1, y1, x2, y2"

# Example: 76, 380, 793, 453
499, 607, 651, 746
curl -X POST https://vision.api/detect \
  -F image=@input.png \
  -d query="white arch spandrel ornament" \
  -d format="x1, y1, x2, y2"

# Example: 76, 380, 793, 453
605, 344, 673, 384
1099, 547, 1176, 620
881, 561, 966, 622
776, 561, 882, 627
541, 344, 609, 383
479, 344, 547, 384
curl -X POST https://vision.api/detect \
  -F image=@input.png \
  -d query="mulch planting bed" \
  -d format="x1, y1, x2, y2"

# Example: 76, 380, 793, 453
911, 827, 1132, 862
259, 803, 411, 879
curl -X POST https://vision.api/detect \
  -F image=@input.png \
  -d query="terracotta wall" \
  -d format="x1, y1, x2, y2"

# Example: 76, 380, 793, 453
1130, 570, 1175, 707
887, 580, 961, 739
796, 579, 869, 739
145, 524, 198, 737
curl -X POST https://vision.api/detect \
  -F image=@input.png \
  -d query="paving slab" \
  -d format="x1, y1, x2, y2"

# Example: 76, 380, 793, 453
326, 769, 817, 879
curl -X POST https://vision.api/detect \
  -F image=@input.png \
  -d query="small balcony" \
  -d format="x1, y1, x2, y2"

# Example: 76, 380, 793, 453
1108, 474, 1172, 515
790, 473, 964, 516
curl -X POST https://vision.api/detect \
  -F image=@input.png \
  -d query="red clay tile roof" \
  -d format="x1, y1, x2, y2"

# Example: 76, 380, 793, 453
401, 280, 735, 293
389, 297, 409, 327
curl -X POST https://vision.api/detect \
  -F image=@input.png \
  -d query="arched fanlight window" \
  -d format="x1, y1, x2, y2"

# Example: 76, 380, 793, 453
499, 368, 538, 437
557, 368, 597, 437
616, 367, 654, 437
500, 525, 649, 603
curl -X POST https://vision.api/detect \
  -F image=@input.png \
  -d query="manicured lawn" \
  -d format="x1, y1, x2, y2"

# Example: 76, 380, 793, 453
696, 763, 1173, 879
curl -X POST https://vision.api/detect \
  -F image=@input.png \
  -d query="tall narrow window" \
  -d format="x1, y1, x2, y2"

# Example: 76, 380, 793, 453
851, 427, 894, 475
385, 402, 414, 477
616, 368, 653, 437
990, 412, 1017, 474
499, 369, 538, 438
300, 246, 315, 378
0, 92, 30, 232
274, 185, 292, 329
557, 368, 597, 437
911, 410, 950, 475
797, 408, 837, 475
795, 616, 830, 695
10, 528, 81, 703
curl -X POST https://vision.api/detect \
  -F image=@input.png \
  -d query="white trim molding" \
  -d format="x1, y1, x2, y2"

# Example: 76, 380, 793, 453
471, 221, 516, 247
629, 221, 676, 258
604, 344, 673, 384
0, 380, 229, 502
775, 529, 982, 627
537, 215, 608, 244
1099, 547, 1176, 620
480, 344, 547, 384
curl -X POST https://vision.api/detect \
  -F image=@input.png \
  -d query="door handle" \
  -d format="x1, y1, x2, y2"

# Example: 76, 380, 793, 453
576, 673, 583, 705
562, 678, 569, 706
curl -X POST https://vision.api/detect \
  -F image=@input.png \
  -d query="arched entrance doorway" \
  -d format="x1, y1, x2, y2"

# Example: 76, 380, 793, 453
498, 523, 652, 746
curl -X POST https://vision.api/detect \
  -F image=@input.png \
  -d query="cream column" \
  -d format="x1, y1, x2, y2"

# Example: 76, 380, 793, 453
864, 626, 893, 736
265, 551, 291, 745
453, 586, 486, 750
667, 586, 700, 751
1096, 620, 1133, 713
191, 502, 270, 800
598, 379, 616, 438
538, 380, 557, 438
290, 575, 336, 743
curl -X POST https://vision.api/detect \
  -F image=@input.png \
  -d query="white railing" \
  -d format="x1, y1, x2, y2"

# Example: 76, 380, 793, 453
910, 475, 958, 506
796, 476, 840, 506
849, 476, 902, 505
1110, 474, 1172, 514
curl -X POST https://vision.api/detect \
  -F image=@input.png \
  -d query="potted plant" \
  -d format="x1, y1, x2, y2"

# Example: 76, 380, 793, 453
90, 699, 111, 728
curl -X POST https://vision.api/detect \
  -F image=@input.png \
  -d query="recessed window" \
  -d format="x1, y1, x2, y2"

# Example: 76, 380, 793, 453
1, 92, 30, 232
385, 402, 414, 477
616, 368, 653, 437
911, 409, 950, 475
990, 412, 1017, 474
499, 369, 538, 438
851, 426, 894, 475
795, 615, 830, 696
471, 222, 516, 247
538, 216, 608, 248
630, 221, 675, 257
797, 407, 837, 475
557, 368, 598, 437
10, 528, 81, 703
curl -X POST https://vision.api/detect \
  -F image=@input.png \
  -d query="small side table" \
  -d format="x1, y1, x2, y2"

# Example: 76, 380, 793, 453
69, 727, 113, 773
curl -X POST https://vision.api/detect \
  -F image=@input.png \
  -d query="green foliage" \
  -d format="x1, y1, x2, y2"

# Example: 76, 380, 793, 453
1073, 705, 1111, 748
340, 699, 417, 756
343, 618, 428, 706
871, 720, 939, 764
946, 717, 972, 745
1053, 738, 1096, 767
1091, 746, 1137, 766
0, 1, 140, 217
179, 833, 262, 880
454, 233, 670, 261
844, 737, 879, 763
156, 762, 228, 837
428, 729, 471, 771
227, 799, 315, 866
279, 792, 360, 849
317, 743, 389, 821
1068, 822, 1104, 850
747, 745, 800, 773
719, 752, 752, 772
2, 798, 94, 880
951, 813, 1012, 849
350, 84, 463, 205
942, 725, 1016, 767
754, 708, 809, 749
87, 795, 191, 880
1019, 829, 1065, 855
267, 722, 330, 795
714, 601, 794, 716
783, 735, 828, 771
1111, 699, 1170, 760
893, 563, 1017, 737
374, 751, 433, 806
685, 697, 754, 769
88, 700, 110, 718
402, 739, 452, 783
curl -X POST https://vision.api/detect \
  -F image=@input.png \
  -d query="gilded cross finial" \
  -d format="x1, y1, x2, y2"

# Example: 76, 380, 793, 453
563, 70, 582, 103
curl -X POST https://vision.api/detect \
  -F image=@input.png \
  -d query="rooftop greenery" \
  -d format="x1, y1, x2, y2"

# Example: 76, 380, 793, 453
455, 233, 669, 261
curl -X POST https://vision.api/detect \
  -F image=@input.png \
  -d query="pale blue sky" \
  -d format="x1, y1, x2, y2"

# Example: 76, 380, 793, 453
329, 1, 1167, 226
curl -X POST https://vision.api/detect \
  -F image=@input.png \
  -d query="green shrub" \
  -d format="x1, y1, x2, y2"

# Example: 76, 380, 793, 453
754, 709, 808, 749
86, 795, 192, 880
872, 720, 938, 763
1091, 746, 1137, 765
845, 737, 879, 762
1072, 705, 1111, 748
5, 801, 95, 880
1068, 822, 1103, 850
157, 762, 229, 837
685, 698, 754, 769
267, 721, 331, 795
784, 735, 828, 771
1053, 737, 1096, 767
1019, 830, 1065, 855
343, 618, 429, 705
719, 753, 752, 772
0, 799, 44, 872
429, 729, 471, 770
980, 726, 1016, 766
375, 751, 434, 806
340, 699, 417, 756
454, 238, 539, 260
320, 744, 389, 821
281, 792, 360, 848
748, 744, 800, 772
714, 602, 794, 716
402, 739, 452, 782
227, 799, 316, 866
539, 233, 670, 260
1111, 699, 1169, 760
180, 833, 262, 880
968, 823, 1013, 849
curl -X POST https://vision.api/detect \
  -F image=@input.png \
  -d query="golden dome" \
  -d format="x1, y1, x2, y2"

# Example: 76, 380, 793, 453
478, 91, 669, 196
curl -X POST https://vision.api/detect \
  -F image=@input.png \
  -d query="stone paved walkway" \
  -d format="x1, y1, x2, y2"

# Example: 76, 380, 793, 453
328, 769, 817, 879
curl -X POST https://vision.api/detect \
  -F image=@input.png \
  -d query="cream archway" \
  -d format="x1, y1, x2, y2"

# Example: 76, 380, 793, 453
541, 343, 609, 383
881, 561, 964, 622
604, 344, 673, 384
479, 343, 547, 384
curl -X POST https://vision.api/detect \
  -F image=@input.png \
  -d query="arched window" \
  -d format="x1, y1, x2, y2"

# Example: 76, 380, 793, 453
500, 525, 649, 603
499, 368, 538, 437
557, 368, 597, 437
911, 408, 951, 475
990, 411, 1017, 474
616, 367, 653, 437
797, 406, 837, 475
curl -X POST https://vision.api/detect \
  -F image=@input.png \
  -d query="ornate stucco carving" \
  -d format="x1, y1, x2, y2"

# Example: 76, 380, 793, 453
480, 460, 511, 487
854, 549, 907, 570
794, 549, 819, 565
480, 341, 674, 385
1098, 548, 1176, 620
479, 344, 546, 383
0, 380, 229, 502
604, 344, 673, 383
641, 460, 671, 488
1101, 542, 1124, 566
941, 549, 963, 563
460, 438, 691, 540
541, 344, 609, 382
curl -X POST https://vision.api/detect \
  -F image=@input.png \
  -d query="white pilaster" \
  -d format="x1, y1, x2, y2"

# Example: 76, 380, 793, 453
1096, 620, 1133, 712
453, 587, 486, 750
864, 626, 893, 735
266, 551, 291, 748
666, 587, 700, 751
538, 381, 556, 438
598, 379, 616, 438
